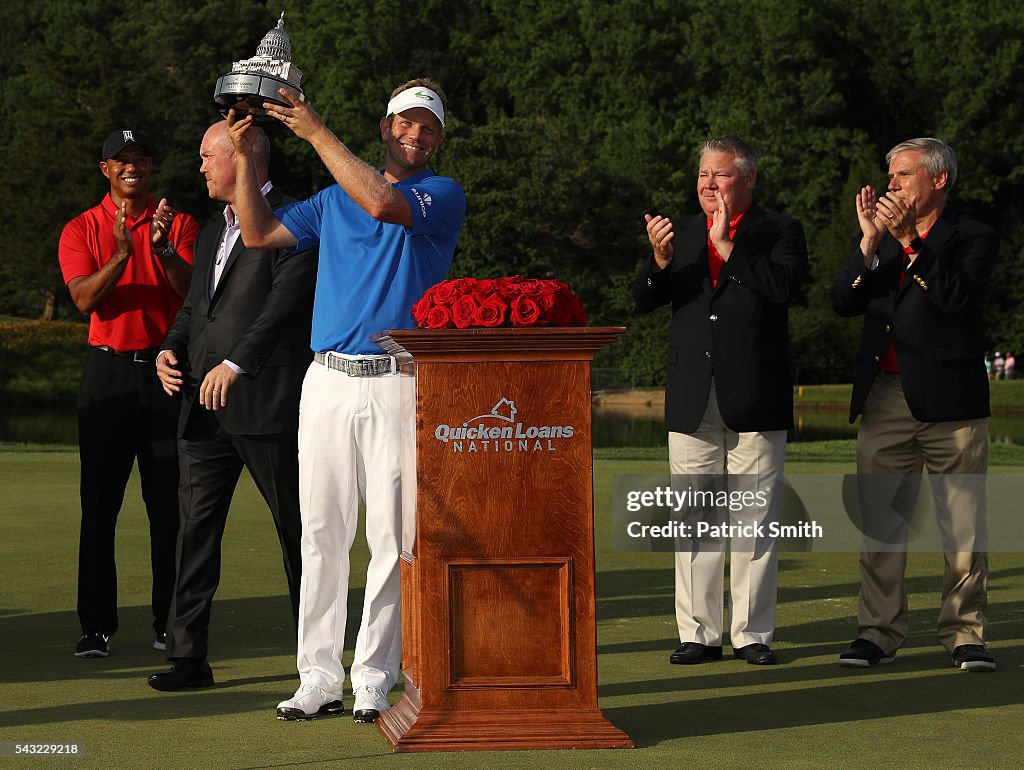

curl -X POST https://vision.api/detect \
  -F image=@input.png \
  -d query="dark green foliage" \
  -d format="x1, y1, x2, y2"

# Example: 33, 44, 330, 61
1, 0, 1022, 381
0, 318, 86, 404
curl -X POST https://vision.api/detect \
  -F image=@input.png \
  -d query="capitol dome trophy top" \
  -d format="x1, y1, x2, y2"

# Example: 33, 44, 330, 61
214, 12, 305, 121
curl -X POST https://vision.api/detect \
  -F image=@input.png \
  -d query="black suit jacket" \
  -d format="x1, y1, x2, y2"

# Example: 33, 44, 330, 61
832, 208, 998, 424
633, 203, 808, 434
162, 189, 317, 436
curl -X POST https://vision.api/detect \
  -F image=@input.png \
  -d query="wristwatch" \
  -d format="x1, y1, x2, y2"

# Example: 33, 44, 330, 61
155, 240, 176, 258
905, 236, 925, 254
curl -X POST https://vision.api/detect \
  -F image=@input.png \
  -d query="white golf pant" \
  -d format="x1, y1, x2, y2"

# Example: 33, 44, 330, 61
294, 360, 402, 694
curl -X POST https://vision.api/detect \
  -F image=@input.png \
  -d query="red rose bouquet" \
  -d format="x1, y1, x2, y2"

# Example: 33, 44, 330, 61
411, 276, 588, 329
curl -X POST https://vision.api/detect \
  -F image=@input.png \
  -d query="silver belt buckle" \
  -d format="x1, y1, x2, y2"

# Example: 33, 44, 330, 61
361, 357, 390, 376
316, 352, 392, 377
359, 357, 393, 376
354, 356, 394, 376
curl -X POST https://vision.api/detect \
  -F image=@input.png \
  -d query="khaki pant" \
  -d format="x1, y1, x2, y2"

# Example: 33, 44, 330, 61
855, 372, 989, 654
669, 383, 786, 648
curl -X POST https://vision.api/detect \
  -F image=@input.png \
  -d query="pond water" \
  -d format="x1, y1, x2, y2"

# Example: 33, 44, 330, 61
591, 403, 1024, 448
0, 406, 78, 445
5, 403, 1024, 448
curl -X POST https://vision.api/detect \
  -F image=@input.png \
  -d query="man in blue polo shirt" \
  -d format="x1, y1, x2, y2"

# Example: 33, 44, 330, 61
227, 78, 465, 722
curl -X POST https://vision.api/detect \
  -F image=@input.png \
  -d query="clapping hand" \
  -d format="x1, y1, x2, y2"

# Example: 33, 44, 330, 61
856, 185, 886, 265
876, 191, 918, 244
645, 214, 675, 271
151, 198, 179, 249
708, 191, 733, 260
113, 202, 132, 261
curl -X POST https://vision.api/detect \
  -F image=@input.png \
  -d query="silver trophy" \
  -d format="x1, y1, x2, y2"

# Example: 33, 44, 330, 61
214, 12, 305, 121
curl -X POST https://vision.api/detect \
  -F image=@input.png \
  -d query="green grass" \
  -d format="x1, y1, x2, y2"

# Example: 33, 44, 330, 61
795, 379, 1024, 412
2, 450, 1023, 768
989, 379, 1024, 410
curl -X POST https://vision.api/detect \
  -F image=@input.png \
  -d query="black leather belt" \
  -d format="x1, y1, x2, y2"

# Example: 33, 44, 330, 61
313, 352, 395, 377
92, 345, 159, 363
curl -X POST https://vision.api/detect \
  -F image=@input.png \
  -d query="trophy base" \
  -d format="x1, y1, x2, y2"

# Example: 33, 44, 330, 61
214, 73, 305, 122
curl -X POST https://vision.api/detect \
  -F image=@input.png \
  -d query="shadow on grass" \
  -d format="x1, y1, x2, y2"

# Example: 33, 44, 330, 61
599, 597, 1023, 694
0, 688, 311, 727
595, 565, 1024, 663
603, 644, 1024, 748
0, 591, 368, 686
596, 595, 1024, 659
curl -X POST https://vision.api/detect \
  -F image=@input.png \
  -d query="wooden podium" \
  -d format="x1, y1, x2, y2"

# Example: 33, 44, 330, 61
374, 327, 632, 753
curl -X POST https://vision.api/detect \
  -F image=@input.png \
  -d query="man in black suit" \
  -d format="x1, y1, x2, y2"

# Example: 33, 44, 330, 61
832, 137, 998, 672
633, 136, 807, 666
147, 120, 317, 690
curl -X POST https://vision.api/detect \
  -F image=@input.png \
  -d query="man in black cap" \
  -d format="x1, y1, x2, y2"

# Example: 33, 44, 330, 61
59, 128, 199, 657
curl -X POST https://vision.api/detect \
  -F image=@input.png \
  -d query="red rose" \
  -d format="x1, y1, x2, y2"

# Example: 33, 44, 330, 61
495, 276, 522, 299
452, 294, 480, 328
416, 276, 585, 329
546, 300, 568, 326
426, 305, 454, 329
455, 277, 478, 295
411, 293, 432, 327
430, 280, 459, 307
535, 288, 558, 324
517, 278, 545, 296
546, 291, 584, 326
474, 294, 508, 327
511, 295, 541, 327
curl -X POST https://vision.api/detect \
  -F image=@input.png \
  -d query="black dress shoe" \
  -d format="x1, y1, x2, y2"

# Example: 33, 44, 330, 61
148, 659, 215, 691
733, 643, 778, 665
669, 642, 724, 664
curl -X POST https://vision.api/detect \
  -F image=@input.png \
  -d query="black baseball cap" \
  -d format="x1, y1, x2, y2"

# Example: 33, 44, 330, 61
101, 129, 154, 160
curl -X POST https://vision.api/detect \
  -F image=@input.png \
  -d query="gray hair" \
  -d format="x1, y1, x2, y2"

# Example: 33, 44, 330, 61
700, 136, 758, 175
886, 137, 957, 193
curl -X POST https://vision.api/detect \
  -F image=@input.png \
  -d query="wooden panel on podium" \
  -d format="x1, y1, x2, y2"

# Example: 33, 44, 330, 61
374, 327, 632, 752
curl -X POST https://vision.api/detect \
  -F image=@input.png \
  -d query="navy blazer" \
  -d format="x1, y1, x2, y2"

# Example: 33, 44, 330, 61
832, 207, 998, 424
633, 203, 808, 434
162, 189, 318, 437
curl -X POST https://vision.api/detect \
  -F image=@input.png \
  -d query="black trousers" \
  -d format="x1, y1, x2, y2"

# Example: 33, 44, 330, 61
76, 346, 180, 636
166, 403, 302, 661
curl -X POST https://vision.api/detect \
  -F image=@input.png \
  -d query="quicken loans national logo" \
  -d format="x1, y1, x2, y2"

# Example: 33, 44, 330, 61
434, 397, 575, 454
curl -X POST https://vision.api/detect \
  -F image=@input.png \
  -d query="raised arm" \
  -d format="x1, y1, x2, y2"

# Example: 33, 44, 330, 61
226, 111, 299, 249
261, 90, 413, 226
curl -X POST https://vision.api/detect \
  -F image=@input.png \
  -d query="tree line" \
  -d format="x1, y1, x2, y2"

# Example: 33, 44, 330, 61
2, 0, 1022, 384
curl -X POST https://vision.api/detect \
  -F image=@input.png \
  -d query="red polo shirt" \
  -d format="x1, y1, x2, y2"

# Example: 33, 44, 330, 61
59, 194, 199, 351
